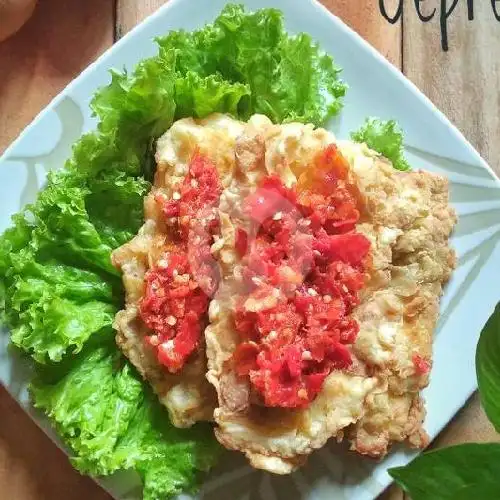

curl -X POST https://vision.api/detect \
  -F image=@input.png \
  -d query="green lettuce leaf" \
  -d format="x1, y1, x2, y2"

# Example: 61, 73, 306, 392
351, 117, 411, 171
158, 3, 347, 124
0, 214, 34, 319
31, 336, 220, 499
7, 260, 114, 359
174, 72, 250, 119
9, 259, 114, 305
90, 53, 176, 143
476, 302, 500, 431
30, 178, 118, 276
31, 336, 138, 471
10, 296, 114, 364
86, 171, 150, 249
120, 393, 220, 500
0, 177, 128, 362
389, 443, 500, 500
273, 33, 346, 124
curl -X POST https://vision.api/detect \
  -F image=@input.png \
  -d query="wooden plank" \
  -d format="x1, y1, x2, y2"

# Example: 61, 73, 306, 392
0, 1, 115, 499
321, 0, 402, 68
0, 0, 115, 153
116, 0, 167, 39
403, 1, 500, 175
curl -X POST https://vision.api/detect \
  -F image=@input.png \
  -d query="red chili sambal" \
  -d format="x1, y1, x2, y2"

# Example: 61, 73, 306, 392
140, 153, 222, 373
412, 354, 431, 376
232, 145, 371, 408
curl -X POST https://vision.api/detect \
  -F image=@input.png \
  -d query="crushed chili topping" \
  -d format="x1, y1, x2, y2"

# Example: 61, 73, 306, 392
140, 153, 222, 373
412, 354, 431, 376
232, 145, 371, 408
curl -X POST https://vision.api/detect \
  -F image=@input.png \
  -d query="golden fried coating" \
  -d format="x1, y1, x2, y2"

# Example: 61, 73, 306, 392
112, 113, 456, 464
206, 121, 456, 472
112, 114, 245, 427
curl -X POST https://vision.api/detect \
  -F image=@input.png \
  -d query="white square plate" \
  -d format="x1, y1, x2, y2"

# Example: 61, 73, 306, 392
1, 0, 500, 499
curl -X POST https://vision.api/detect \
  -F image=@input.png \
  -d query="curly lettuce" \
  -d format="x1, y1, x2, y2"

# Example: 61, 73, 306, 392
0, 4, 348, 499
32, 333, 220, 498
158, 3, 347, 124
351, 117, 411, 171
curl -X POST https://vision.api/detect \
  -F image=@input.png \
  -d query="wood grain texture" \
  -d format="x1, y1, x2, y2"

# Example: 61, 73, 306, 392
116, 0, 168, 39
0, 0, 115, 154
0, 0, 115, 497
320, 0, 402, 68
404, 0, 500, 175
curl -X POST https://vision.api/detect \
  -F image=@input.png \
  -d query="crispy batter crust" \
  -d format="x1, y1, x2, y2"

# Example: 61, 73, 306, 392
342, 141, 456, 456
112, 220, 215, 428
113, 113, 456, 464
112, 114, 246, 427
206, 122, 456, 472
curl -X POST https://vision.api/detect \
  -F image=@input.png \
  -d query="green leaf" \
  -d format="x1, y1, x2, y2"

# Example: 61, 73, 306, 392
30, 177, 118, 276
158, 3, 346, 124
351, 118, 411, 171
0, 214, 33, 274
453, 483, 500, 499
31, 337, 140, 473
273, 33, 347, 124
9, 259, 114, 305
11, 297, 115, 363
32, 339, 221, 495
122, 395, 221, 500
2, 231, 118, 363
389, 443, 500, 500
476, 302, 500, 431
0, 214, 34, 320
85, 171, 150, 249
91, 52, 177, 142
174, 72, 250, 119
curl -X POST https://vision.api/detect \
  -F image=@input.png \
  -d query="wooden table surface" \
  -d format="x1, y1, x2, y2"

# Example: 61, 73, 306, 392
0, 1, 499, 499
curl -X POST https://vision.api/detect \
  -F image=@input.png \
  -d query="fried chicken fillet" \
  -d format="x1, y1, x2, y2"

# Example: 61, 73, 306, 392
204, 117, 456, 472
112, 114, 245, 427
111, 111, 455, 466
